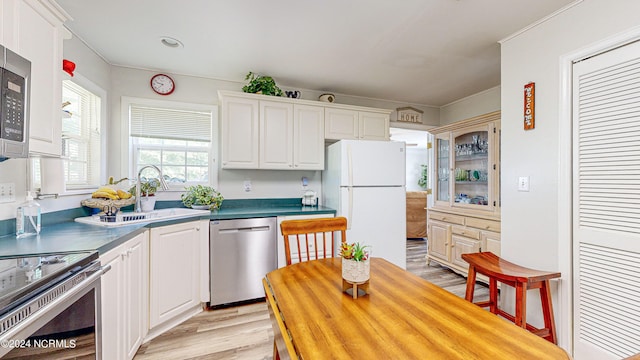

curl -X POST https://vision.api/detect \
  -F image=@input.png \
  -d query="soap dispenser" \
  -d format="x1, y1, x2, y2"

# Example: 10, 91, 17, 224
16, 191, 41, 238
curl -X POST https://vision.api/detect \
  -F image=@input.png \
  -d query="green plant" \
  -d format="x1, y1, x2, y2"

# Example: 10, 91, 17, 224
242, 71, 283, 96
129, 178, 160, 196
340, 242, 370, 262
181, 185, 224, 209
418, 164, 428, 188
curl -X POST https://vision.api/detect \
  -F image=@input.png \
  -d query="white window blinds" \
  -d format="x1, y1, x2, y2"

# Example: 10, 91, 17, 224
130, 105, 212, 142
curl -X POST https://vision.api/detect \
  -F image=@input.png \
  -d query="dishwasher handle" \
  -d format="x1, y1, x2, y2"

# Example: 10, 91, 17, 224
217, 226, 272, 234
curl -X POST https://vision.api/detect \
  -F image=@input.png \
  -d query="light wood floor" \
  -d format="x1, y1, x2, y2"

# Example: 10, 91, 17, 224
134, 239, 489, 360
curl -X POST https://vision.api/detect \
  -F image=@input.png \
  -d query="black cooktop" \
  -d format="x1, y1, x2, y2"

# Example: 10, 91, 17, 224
0, 251, 98, 314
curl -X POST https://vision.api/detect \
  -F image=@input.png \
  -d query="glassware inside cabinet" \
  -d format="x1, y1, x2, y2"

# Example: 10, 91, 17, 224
436, 137, 449, 202
453, 130, 489, 206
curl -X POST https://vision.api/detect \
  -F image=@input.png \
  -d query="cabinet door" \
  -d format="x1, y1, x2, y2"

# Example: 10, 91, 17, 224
359, 112, 389, 140
17, 0, 65, 156
325, 108, 358, 140
260, 101, 293, 169
452, 123, 493, 211
125, 233, 148, 359
427, 220, 450, 262
100, 245, 125, 360
434, 133, 451, 207
481, 230, 501, 257
221, 96, 259, 168
451, 235, 481, 268
293, 105, 324, 170
149, 221, 201, 329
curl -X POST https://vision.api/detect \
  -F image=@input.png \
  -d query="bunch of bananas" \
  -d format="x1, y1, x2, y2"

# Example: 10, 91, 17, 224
91, 186, 133, 200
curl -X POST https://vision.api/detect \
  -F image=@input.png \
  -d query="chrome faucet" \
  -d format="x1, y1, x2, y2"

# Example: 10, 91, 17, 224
135, 165, 169, 213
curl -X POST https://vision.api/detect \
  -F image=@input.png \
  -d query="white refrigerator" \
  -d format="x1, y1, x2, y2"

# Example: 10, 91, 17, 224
323, 140, 407, 269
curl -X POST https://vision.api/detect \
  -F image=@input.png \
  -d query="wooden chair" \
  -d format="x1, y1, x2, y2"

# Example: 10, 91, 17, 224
280, 216, 347, 265
462, 251, 561, 344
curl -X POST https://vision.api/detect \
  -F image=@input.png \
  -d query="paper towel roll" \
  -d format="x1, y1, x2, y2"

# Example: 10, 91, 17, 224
40, 158, 66, 195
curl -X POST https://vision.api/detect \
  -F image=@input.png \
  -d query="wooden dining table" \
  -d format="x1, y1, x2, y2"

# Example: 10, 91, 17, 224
263, 257, 571, 360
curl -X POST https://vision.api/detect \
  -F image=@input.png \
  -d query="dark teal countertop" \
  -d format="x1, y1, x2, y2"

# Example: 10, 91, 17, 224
0, 222, 149, 259
0, 198, 335, 258
210, 198, 335, 220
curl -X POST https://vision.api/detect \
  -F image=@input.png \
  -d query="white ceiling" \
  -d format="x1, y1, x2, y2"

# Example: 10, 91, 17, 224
55, 0, 574, 107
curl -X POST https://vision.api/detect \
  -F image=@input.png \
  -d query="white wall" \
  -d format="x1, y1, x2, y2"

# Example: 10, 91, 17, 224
439, 86, 501, 125
500, 0, 640, 352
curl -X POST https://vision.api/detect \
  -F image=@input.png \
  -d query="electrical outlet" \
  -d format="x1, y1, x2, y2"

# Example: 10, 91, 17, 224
244, 180, 252, 192
518, 176, 530, 192
0, 183, 16, 203
0, 267, 16, 291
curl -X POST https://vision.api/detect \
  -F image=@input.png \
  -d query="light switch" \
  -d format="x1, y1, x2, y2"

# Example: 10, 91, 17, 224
518, 176, 530, 192
301, 177, 308, 187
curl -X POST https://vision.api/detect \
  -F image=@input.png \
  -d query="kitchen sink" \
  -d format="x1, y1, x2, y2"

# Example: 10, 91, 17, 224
74, 208, 211, 227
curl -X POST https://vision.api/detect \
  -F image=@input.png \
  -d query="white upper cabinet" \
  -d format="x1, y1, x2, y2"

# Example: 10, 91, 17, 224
221, 95, 260, 168
260, 100, 293, 169
259, 101, 324, 170
359, 111, 389, 141
325, 108, 390, 141
293, 104, 324, 170
2, 0, 68, 156
220, 91, 390, 169
324, 108, 358, 140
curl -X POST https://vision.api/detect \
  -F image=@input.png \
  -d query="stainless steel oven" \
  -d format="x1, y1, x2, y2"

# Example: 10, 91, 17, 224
0, 251, 105, 359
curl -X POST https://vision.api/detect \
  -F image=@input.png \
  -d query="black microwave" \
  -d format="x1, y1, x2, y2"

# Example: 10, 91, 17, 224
0, 44, 30, 162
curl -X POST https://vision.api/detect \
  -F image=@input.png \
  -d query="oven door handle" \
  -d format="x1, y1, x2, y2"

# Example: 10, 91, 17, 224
0, 262, 105, 346
102, 264, 111, 275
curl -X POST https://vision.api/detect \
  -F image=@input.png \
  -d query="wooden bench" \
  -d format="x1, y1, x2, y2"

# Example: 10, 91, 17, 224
462, 251, 561, 344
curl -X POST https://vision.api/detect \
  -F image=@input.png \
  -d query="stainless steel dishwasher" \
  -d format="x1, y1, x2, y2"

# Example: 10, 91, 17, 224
210, 217, 277, 306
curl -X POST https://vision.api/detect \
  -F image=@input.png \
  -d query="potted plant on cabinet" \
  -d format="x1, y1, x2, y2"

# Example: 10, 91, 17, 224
242, 71, 283, 96
180, 185, 224, 210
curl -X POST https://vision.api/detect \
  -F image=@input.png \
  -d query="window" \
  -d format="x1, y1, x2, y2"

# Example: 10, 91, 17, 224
62, 80, 102, 189
33, 78, 103, 192
124, 98, 217, 189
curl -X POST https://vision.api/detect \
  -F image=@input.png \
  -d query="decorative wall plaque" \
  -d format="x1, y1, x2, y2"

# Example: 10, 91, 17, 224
396, 107, 424, 124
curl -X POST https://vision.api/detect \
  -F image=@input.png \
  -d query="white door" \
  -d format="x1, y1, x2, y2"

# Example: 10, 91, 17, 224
572, 40, 640, 360
339, 186, 406, 269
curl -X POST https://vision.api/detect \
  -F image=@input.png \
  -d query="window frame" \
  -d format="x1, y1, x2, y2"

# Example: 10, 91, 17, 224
33, 73, 106, 195
120, 96, 218, 192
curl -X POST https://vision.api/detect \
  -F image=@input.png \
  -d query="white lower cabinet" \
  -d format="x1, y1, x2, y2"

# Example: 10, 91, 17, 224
100, 231, 149, 360
149, 220, 208, 329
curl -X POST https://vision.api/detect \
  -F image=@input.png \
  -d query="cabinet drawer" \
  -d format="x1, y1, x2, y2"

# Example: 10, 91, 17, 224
428, 212, 464, 225
451, 226, 480, 240
466, 217, 500, 232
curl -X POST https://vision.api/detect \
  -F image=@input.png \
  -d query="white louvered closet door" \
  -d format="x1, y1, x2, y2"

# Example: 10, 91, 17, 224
573, 40, 640, 360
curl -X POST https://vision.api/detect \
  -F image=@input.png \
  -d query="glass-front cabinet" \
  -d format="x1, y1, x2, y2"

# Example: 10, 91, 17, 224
427, 111, 501, 278
431, 117, 500, 215
452, 125, 491, 209
435, 134, 450, 203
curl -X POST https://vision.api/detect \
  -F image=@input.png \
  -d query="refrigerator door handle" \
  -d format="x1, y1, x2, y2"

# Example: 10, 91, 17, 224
347, 186, 353, 230
347, 144, 353, 230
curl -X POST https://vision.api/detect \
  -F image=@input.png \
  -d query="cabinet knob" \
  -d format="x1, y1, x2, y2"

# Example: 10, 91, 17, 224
196, 227, 200, 231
